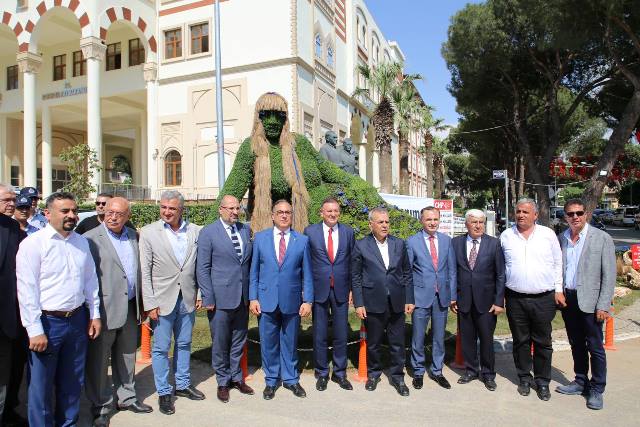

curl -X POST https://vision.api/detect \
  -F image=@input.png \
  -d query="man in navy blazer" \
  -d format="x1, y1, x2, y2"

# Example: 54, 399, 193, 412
304, 197, 355, 391
352, 207, 414, 397
249, 200, 314, 400
451, 209, 505, 391
197, 195, 254, 403
406, 206, 457, 390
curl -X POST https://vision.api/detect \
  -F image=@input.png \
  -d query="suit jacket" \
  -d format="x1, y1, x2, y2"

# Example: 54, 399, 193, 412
139, 220, 201, 314
559, 225, 616, 313
406, 231, 457, 308
85, 225, 142, 330
451, 233, 505, 313
0, 216, 25, 339
196, 220, 252, 310
351, 234, 414, 314
303, 222, 355, 304
249, 228, 314, 315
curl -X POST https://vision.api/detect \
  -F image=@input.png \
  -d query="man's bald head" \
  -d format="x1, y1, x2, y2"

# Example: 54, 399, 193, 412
104, 197, 131, 234
219, 195, 241, 225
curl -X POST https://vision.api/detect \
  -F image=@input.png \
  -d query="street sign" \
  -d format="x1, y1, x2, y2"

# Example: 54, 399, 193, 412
492, 170, 506, 179
434, 199, 454, 237
632, 244, 640, 270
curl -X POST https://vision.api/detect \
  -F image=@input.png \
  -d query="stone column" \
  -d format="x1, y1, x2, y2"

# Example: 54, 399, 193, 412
17, 52, 42, 188
0, 114, 6, 182
140, 112, 148, 186
41, 105, 52, 197
133, 124, 142, 186
144, 62, 158, 195
80, 36, 107, 193
372, 148, 381, 190
358, 143, 367, 181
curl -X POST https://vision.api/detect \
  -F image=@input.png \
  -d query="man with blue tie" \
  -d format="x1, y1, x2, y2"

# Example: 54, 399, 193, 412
407, 206, 457, 390
196, 195, 254, 403
304, 197, 355, 391
249, 199, 314, 400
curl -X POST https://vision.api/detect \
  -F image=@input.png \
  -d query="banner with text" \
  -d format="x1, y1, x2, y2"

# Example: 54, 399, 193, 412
434, 199, 454, 237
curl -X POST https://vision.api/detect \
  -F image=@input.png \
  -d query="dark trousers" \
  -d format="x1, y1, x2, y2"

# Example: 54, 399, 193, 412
0, 329, 27, 420
505, 289, 556, 386
459, 305, 497, 379
366, 300, 405, 383
561, 289, 607, 393
312, 288, 349, 378
208, 303, 248, 386
28, 307, 89, 427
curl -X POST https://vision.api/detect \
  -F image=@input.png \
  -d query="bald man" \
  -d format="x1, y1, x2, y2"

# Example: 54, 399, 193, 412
84, 197, 152, 426
196, 195, 254, 403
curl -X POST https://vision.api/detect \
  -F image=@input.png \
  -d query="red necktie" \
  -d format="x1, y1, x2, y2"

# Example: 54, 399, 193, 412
278, 231, 286, 266
328, 228, 334, 287
429, 235, 439, 292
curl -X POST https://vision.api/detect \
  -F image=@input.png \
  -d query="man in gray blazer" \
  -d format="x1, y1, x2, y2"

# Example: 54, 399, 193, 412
140, 190, 204, 415
556, 198, 616, 410
196, 195, 254, 403
85, 197, 152, 427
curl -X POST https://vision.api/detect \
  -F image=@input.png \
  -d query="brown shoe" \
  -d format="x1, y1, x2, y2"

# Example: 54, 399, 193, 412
231, 381, 255, 395
217, 386, 230, 403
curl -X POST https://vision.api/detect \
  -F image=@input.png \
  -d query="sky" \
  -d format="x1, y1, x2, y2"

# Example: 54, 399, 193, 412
365, 0, 480, 128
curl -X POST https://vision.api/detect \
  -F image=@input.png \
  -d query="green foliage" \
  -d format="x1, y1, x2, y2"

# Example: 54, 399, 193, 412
58, 144, 101, 203
128, 202, 220, 229
558, 185, 586, 203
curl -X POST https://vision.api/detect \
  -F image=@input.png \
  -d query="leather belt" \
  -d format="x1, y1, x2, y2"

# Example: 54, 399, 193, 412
42, 306, 83, 318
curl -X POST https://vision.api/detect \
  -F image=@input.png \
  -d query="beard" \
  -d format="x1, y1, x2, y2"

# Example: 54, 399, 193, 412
62, 220, 77, 231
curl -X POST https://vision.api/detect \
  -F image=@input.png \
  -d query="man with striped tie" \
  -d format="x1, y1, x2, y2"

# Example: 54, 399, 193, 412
196, 195, 254, 403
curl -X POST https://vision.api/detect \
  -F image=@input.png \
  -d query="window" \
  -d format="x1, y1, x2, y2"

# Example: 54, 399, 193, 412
11, 165, 19, 187
164, 150, 182, 186
72, 51, 86, 77
106, 43, 121, 71
6, 65, 18, 90
315, 34, 322, 58
165, 28, 182, 59
129, 38, 145, 66
53, 54, 66, 81
190, 23, 209, 54
327, 45, 334, 67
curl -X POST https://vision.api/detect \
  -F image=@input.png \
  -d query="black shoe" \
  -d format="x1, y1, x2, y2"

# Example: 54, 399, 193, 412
517, 381, 531, 396
391, 381, 410, 397
457, 372, 478, 384
117, 400, 153, 413
483, 378, 497, 391
412, 376, 424, 390
158, 395, 175, 415
365, 376, 381, 391
427, 371, 451, 389
175, 385, 205, 401
331, 374, 353, 390
316, 375, 329, 391
92, 414, 110, 427
283, 383, 307, 398
263, 385, 277, 400
536, 384, 551, 401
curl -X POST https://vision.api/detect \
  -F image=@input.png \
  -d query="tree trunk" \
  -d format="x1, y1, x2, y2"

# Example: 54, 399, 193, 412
425, 133, 434, 198
379, 148, 393, 193
433, 158, 444, 198
398, 131, 410, 195
518, 155, 526, 200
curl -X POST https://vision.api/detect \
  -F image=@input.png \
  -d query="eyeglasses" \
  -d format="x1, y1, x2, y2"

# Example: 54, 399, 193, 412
274, 210, 292, 216
566, 211, 585, 218
95, 201, 107, 206
0, 197, 16, 204
258, 110, 287, 121
105, 211, 127, 218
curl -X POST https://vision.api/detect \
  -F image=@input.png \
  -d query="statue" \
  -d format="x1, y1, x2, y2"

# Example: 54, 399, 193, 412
318, 131, 342, 166
338, 138, 358, 175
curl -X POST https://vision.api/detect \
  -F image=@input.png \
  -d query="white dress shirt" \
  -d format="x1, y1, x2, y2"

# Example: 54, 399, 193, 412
273, 227, 291, 256
562, 223, 589, 290
16, 224, 100, 337
163, 219, 188, 265
500, 224, 563, 294
423, 231, 439, 258
374, 236, 390, 269
221, 218, 243, 257
322, 222, 339, 260
466, 235, 482, 260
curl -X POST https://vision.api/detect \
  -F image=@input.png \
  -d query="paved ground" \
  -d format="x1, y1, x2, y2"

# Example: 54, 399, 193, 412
605, 224, 639, 248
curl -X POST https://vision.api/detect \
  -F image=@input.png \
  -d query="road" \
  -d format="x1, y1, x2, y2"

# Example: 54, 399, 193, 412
605, 224, 639, 248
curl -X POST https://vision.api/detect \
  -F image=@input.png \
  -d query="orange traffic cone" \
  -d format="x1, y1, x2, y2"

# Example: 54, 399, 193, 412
137, 322, 152, 364
530, 342, 534, 356
353, 321, 368, 382
604, 306, 616, 351
450, 318, 465, 369
241, 341, 253, 381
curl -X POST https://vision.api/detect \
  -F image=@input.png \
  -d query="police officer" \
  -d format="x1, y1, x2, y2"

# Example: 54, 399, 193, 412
19, 187, 47, 230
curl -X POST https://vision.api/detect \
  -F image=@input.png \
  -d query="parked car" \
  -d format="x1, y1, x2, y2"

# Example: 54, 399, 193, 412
590, 217, 606, 231
613, 206, 638, 226
601, 210, 615, 224
592, 208, 606, 220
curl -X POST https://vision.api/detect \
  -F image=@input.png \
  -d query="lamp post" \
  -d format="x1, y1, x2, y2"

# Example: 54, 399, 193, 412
214, 0, 225, 188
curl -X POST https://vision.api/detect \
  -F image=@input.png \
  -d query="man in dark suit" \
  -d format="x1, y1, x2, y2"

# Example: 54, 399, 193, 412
196, 195, 254, 403
304, 197, 355, 391
451, 209, 505, 392
352, 207, 414, 397
0, 184, 27, 427
249, 200, 314, 400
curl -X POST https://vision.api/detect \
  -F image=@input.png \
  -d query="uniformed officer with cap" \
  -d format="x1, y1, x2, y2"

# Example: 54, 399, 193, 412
19, 187, 47, 230
14, 196, 40, 235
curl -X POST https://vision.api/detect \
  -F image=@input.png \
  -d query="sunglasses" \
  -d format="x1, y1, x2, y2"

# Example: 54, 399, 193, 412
95, 201, 107, 206
565, 211, 585, 217
258, 110, 287, 121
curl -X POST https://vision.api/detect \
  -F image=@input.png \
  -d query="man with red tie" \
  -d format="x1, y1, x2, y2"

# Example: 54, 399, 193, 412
304, 198, 355, 391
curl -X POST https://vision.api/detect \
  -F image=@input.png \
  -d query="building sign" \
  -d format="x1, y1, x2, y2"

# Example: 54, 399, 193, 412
632, 244, 640, 270
42, 83, 87, 100
434, 199, 454, 237
492, 170, 506, 179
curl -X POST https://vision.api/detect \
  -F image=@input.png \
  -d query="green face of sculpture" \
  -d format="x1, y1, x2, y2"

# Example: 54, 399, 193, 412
259, 110, 287, 143
343, 139, 353, 152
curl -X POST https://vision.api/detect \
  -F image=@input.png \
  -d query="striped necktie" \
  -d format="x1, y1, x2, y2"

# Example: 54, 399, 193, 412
229, 225, 242, 259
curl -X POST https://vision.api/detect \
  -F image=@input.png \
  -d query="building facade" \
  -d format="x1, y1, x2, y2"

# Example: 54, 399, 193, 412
0, 0, 429, 199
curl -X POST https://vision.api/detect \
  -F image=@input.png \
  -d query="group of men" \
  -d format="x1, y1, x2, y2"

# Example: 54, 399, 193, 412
0, 182, 616, 427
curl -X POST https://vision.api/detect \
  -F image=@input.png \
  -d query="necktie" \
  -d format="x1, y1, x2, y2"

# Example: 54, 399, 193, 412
229, 225, 242, 259
278, 231, 286, 266
469, 239, 478, 270
429, 235, 438, 293
328, 227, 334, 288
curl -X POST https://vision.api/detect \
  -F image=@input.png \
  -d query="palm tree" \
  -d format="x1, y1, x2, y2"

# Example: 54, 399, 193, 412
391, 81, 421, 195
432, 135, 449, 198
415, 106, 445, 197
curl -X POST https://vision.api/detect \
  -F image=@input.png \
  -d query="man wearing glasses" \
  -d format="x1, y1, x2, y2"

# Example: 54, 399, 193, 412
76, 193, 134, 235
84, 197, 152, 426
197, 195, 254, 403
555, 199, 616, 410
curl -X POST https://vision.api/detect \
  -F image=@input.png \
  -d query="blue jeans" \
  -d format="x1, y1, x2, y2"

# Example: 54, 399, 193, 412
411, 304, 449, 376
151, 295, 196, 396
28, 308, 89, 427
